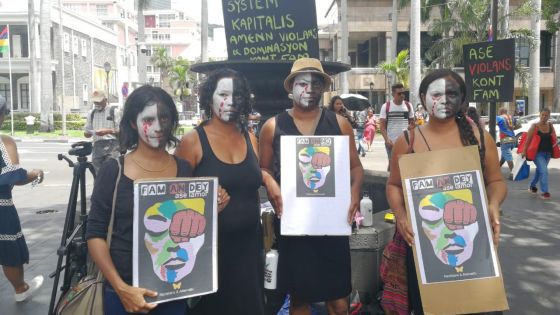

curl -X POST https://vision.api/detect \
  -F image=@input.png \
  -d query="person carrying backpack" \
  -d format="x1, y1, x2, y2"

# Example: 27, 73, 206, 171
379, 83, 415, 170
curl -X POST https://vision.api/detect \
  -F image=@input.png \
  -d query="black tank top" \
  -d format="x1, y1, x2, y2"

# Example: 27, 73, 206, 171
272, 109, 342, 183
538, 128, 553, 153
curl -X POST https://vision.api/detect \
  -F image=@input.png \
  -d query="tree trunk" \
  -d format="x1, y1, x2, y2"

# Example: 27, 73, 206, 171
554, 31, 560, 112
409, 0, 421, 106
529, 0, 541, 114
28, 0, 39, 113
40, 0, 54, 131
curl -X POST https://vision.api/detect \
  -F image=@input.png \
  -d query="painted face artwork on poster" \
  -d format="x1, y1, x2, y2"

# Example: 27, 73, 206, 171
133, 177, 218, 304
404, 170, 500, 285
295, 136, 335, 197
280, 135, 350, 236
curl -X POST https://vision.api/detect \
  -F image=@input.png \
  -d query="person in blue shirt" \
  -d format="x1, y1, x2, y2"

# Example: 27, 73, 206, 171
496, 107, 516, 179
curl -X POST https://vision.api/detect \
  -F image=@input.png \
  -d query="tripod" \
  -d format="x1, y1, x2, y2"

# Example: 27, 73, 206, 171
48, 142, 96, 315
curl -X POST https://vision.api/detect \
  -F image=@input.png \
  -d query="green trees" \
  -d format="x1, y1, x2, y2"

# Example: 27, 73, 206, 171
168, 57, 196, 101
150, 46, 173, 87
377, 49, 410, 88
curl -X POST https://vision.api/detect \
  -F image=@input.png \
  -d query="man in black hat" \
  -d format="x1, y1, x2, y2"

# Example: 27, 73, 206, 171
260, 58, 364, 315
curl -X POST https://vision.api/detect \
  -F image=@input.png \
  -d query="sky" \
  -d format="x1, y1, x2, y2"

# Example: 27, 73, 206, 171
177, 0, 334, 25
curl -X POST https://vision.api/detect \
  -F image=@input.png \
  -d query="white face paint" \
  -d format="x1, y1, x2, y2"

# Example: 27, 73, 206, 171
425, 78, 452, 119
291, 73, 323, 108
211, 78, 236, 122
136, 103, 163, 148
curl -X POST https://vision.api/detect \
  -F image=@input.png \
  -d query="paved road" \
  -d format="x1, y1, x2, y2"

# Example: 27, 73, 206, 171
0, 139, 559, 314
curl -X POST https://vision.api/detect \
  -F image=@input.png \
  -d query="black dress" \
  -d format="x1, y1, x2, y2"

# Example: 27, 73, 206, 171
191, 126, 264, 315
272, 110, 352, 303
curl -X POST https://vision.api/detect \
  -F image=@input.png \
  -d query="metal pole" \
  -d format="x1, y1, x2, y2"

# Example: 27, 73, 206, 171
201, 0, 208, 62
7, 24, 14, 136
488, 0, 498, 141
340, 0, 349, 94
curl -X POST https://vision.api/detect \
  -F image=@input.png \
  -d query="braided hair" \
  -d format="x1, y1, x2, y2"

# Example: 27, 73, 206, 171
419, 69, 486, 172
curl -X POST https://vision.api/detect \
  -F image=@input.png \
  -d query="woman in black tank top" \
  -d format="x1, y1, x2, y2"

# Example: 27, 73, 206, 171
522, 108, 557, 199
385, 70, 507, 315
176, 69, 278, 315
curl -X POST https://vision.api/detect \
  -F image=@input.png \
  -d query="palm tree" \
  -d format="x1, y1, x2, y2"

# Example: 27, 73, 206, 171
150, 46, 173, 88
168, 57, 193, 101
377, 49, 410, 89
40, 0, 54, 131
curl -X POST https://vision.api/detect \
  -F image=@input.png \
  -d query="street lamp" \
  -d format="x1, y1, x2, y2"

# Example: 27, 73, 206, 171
103, 62, 111, 101
369, 81, 375, 111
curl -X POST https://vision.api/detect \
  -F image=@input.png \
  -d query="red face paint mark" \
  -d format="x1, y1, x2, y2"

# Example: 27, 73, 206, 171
142, 121, 151, 138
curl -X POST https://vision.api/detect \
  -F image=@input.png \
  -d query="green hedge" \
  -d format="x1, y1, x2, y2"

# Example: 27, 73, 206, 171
1, 113, 86, 131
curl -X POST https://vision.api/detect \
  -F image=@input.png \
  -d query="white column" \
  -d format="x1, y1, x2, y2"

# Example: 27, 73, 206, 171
409, 0, 421, 106
340, 0, 349, 94
529, 0, 541, 114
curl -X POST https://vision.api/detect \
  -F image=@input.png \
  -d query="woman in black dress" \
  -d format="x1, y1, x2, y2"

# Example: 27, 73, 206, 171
176, 69, 280, 315
87, 86, 229, 314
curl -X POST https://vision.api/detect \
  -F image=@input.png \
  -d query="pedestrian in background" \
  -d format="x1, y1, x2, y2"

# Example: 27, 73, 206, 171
497, 107, 517, 179
522, 108, 557, 200
414, 104, 428, 125
84, 90, 120, 173
0, 95, 45, 303
384, 69, 505, 314
328, 96, 365, 157
379, 83, 415, 170
362, 108, 377, 152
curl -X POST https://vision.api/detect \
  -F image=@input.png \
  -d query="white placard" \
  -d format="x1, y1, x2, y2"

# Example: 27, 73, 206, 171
280, 135, 351, 235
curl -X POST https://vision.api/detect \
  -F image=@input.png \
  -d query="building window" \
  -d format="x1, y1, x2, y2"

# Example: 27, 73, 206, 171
20, 83, 29, 110
147, 65, 153, 72
541, 31, 553, 67
516, 39, 530, 67
64, 4, 81, 11
158, 14, 174, 28
0, 84, 10, 107
72, 36, 79, 55
102, 22, 114, 30
81, 39, 87, 57
63, 33, 70, 52
96, 5, 108, 16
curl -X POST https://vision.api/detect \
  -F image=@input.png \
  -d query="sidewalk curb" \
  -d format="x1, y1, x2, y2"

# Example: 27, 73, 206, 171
13, 138, 81, 143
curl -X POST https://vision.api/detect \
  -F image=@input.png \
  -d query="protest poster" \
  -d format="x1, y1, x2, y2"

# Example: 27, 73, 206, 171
133, 177, 218, 304
281, 136, 350, 235
221, 0, 319, 61
463, 38, 515, 102
399, 146, 508, 314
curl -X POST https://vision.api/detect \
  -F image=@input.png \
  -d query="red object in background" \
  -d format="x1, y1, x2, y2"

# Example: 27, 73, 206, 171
145, 15, 156, 28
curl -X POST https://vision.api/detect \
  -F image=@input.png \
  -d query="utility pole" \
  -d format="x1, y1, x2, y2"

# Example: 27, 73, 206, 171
488, 0, 499, 140
58, 0, 67, 135
391, 0, 398, 65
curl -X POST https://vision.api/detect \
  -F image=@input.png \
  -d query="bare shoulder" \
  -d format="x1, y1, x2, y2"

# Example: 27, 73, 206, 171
0, 135, 19, 163
336, 114, 353, 136
259, 116, 276, 142
175, 129, 202, 163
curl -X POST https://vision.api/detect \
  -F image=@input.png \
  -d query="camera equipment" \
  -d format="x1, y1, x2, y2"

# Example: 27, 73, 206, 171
68, 141, 92, 157
48, 142, 96, 315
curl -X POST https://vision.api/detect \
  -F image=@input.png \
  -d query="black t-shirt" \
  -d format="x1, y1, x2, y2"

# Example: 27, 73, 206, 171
85, 156, 193, 284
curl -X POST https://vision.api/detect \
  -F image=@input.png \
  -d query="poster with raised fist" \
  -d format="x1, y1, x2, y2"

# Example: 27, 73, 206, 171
133, 177, 218, 304
399, 146, 508, 314
281, 136, 350, 236
404, 170, 498, 284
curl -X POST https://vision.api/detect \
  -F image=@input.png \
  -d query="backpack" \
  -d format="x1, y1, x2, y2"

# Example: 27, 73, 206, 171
385, 100, 412, 118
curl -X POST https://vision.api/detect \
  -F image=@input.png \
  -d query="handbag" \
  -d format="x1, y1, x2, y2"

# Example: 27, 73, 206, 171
517, 127, 540, 161
380, 230, 409, 315
552, 127, 560, 159
56, 158, 122, 315
512, 155, 530, 181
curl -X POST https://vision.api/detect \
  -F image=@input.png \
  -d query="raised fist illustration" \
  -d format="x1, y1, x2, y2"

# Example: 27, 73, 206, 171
169, 209, 206, 243
443, 200, 477, 230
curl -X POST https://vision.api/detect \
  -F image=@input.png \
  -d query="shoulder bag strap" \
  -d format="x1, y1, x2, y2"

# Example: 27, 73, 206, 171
96, 157, 122, 281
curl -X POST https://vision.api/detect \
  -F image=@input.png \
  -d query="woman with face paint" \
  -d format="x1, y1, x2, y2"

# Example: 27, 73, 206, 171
176, 68, 276, 315
86, 85, 222, 315
384, 69, 506, 314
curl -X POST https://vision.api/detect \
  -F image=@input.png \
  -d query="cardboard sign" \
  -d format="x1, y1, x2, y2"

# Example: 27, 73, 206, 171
133, 177, 218, 304
281, 136, 351, 235
399, 146, 508, 314
221, 0, 319, 61
463, 39, 515, 102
